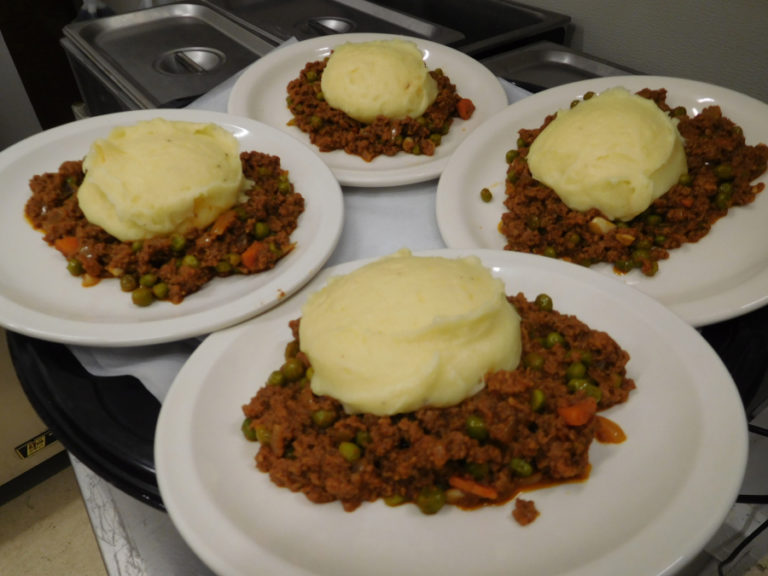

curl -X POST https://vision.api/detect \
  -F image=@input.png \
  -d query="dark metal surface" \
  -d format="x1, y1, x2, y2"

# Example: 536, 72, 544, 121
7, 333, 164, 510
482, 41, 639, 93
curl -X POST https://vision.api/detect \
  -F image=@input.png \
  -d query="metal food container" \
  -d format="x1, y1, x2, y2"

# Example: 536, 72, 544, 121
61, 2, 278, 114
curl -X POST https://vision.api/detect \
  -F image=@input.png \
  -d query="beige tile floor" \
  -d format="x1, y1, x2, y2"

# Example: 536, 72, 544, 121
0, 463, 107, 576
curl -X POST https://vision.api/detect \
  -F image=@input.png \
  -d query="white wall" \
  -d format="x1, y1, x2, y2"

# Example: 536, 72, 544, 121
0, 31, 42, 150
532, 0, 768, 103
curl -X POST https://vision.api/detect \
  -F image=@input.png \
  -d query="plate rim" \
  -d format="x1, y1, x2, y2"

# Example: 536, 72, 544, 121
435, 74, 768, 327
227, 32, 509, 187
155, 247, 748, 576
0, 108, 344, 347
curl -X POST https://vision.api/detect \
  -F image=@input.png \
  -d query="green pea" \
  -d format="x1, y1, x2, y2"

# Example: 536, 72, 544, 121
253, 221, 270, 240
465, 414, 488, 440
714, 189, 732, 210
429, 133, 442, 145
120, 274, 137, 292
182, 254, 199, 268
170, 234, 186, 252
266, 370, 285, 387
568, 349, 593, 365
226, 253, 241, 267
678, 173, 693, 187
645, 213, 663, 227
542, 246, 557, 258
566, 362, 587, 380
505, 149, 519, 163
530, 388, 546, 412
339, 441, 361, 462
714, 163, 734, 181
384, 494, 406, 507
150, 282, 167, 300
534, 293, 553, 311
355, 430, 372, 447
525, 214, 540, 229
255, 426, 271, 444
311, 409, 336, 428
634, 246, 652, 259
568, 378, 603, 402
315, 90, 324, 101
131, 286, 154, 307
644, 261, 660, 277
305, 69, 318, 82
234, 205, 248, 220
139, 273, 157, 287
480, 187, 493, 203
614, 260, 634, 273
309, 115, 323, 130
278, 177, 291, 195
416, 486, 446, 515
66, 258, 84, 276
467, 461, 489, 480
131, 240, 143, 253
544, 331, 565, 349
509, 457, 533, 477
216, 260, 233, 275
671, 105, 687, 118
567, 377, 593, 393
241, 418, 257, 441
523, 352, 544, 370
635, 238, 652, 250
281, 357, 305, 381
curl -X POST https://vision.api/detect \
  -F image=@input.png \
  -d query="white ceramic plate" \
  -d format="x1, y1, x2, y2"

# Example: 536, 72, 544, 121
436, 76, 768, 327
228, 33, 508, 187
0, 109, 343, 347
155, 248, 747, 576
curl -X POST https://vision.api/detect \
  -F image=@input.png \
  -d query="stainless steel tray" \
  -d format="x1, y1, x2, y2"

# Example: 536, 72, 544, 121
63, 2, 277, 108
204, 0, 570, 56
482, 41, 639, 92
200, 0, 465, 46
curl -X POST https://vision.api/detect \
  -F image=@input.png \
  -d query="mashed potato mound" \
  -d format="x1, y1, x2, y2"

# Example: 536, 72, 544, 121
527, 87, 688, 222
299, 250, 522, 416
77, 118, 249, 242
320, 39, 438, 124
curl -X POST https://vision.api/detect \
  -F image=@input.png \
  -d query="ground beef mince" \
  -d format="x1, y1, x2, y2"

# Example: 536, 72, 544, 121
241, 292, 635, 521
286, 59, 474, 162
24, 151, 304, 306
499, 89, 768, 276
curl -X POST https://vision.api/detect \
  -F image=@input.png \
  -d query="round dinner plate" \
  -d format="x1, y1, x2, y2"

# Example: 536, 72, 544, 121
227, 33, 508, 187
436, 76, 768, 327
155, 248, 747, 576
0, 109, 343, 347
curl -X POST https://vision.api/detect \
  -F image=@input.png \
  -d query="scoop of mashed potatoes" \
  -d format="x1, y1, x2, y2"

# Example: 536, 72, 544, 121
77, 118, 249, 242
320, 39, 438, 124
299, 250, 521, 416
527, 87, 688, 222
